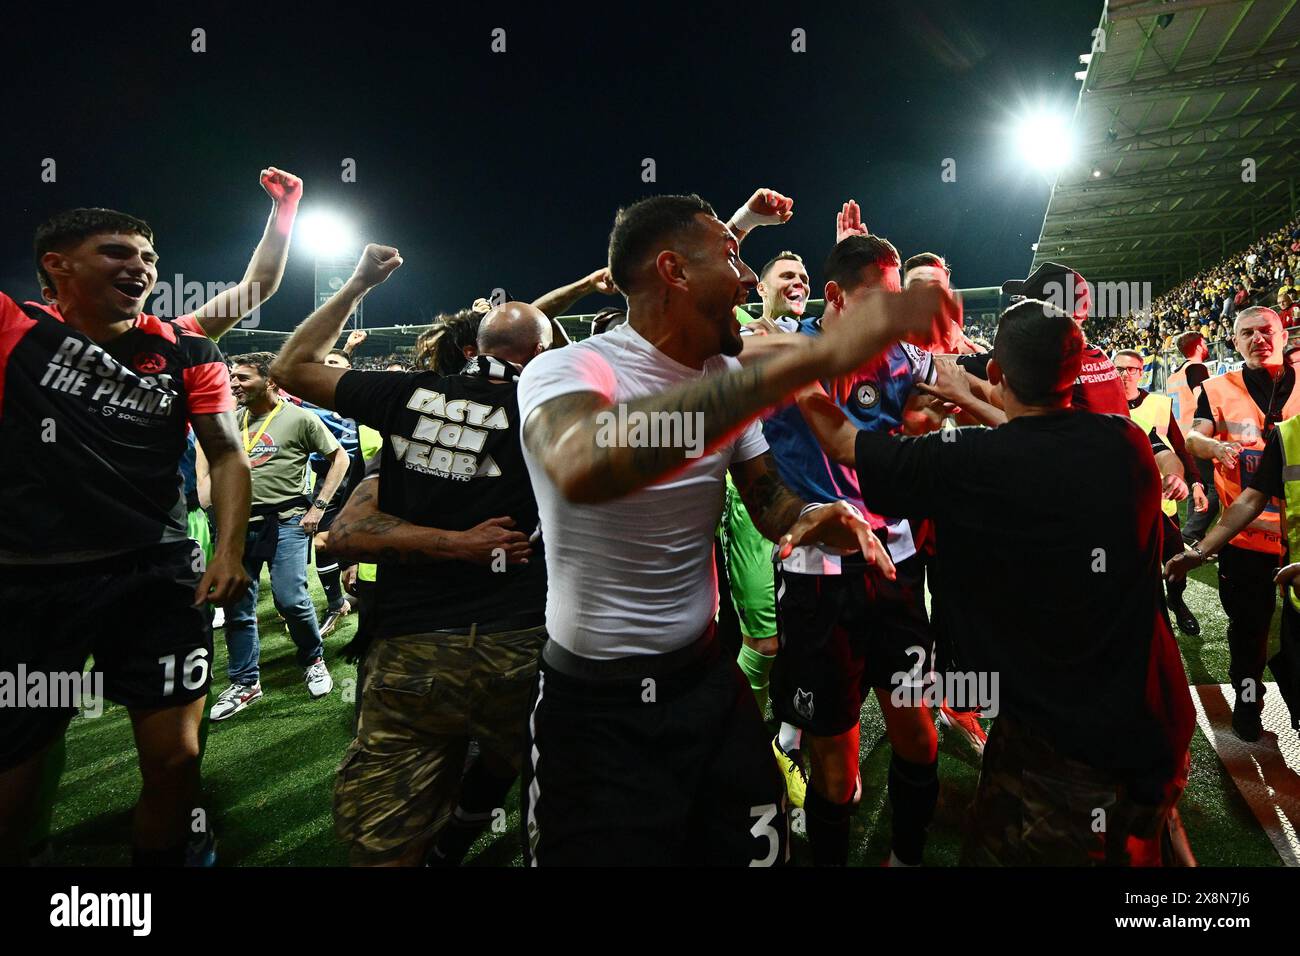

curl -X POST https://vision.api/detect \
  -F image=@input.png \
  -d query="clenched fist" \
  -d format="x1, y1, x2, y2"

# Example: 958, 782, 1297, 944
352, 244, 403, 289
260, 166, 303, 207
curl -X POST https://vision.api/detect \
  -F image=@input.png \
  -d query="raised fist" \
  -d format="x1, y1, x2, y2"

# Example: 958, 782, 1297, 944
346, 329, 368, 349
352, 244, 403, 290
260, 167, 303, 207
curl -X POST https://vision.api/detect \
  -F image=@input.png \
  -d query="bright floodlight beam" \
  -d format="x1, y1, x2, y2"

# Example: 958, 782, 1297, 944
1013, 110, 1075, 174
297, 209, 357, 259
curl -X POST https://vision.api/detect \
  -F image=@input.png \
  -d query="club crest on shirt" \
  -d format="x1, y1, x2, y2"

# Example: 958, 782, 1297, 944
855, 383, 880, 409
793, 688, 814, 721
133, 352, 166, 375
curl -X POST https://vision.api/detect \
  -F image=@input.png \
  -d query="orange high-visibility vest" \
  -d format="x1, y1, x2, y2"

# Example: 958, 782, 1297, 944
1200, 369, 1300, 553
1165, 361, 1205, 434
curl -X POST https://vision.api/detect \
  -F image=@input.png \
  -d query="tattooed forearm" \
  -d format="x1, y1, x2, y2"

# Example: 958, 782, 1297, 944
325, 477, 463, 564
731, 453, 807, 542
528, 343, 825, 504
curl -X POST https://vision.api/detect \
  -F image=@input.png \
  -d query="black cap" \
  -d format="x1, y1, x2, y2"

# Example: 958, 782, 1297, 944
1002, 261, 1089, 322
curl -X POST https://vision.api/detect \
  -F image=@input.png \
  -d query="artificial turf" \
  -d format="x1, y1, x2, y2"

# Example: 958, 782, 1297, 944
48, 532, 1287, 867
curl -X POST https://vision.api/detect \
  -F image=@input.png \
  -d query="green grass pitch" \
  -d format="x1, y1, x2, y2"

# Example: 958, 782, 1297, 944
48, 528, 1285, 866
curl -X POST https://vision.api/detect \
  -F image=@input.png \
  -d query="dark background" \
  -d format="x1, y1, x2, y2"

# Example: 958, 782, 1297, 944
1, 0, 1102, 328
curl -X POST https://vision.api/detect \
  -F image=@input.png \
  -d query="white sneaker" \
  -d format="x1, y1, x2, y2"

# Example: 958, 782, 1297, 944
304, 658, 333, 698
211, 606, 225, 629
211, 682, 262, 721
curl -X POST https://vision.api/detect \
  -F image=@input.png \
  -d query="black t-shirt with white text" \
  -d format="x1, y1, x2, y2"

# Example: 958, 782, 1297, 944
334, 364, 545, 635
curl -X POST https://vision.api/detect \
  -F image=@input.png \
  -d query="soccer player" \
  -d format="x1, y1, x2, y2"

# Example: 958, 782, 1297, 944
0, 208, 251, 866
273, 254, 553, 865
1184, 307, 1300, 741
761, 231, 945, 867
799, 299, 1195, 865
211, 352, 350, 720
515, 192, 957, 865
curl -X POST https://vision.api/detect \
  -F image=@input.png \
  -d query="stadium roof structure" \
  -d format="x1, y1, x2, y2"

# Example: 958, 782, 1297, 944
1032, 0, 1300, 292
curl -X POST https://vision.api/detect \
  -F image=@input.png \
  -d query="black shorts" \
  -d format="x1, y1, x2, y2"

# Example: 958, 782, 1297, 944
771, 554, 933, 737
522, 630, 788, 866
0, 540, 212, 772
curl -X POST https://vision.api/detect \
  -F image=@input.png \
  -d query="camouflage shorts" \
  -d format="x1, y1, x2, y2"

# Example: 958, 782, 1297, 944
962, 716, 1188, 866
333, 624, 546, 864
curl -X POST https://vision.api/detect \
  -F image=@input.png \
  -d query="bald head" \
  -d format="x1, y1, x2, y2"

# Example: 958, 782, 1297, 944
476, 301, 553, 367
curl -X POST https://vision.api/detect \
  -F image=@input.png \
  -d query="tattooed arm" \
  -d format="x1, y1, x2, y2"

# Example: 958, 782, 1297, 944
728, 450, 896, 576
521, 282, 959, 505
324, 476, 533, 566
727, 452, 806, 542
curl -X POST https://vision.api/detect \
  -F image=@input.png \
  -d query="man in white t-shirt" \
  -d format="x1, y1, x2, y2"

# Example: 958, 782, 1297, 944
516, 192, 960, 865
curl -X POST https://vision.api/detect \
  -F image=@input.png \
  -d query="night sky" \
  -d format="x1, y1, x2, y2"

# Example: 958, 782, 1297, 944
3, 0, 1103, 330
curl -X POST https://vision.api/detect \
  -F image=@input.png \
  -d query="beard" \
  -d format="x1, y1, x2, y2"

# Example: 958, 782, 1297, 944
719, 321, 744, 357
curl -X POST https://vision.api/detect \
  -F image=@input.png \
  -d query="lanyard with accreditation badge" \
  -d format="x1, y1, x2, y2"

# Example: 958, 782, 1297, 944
242, 401, 284, 454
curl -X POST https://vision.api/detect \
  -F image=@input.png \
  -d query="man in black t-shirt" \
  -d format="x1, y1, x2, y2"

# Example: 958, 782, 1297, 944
796, 299, 1195, 865
271, 245, 549, 866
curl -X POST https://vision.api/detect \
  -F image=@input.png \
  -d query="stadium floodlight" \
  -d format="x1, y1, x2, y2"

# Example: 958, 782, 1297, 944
297, 209, 357, 259
1012, 109, 1075, 175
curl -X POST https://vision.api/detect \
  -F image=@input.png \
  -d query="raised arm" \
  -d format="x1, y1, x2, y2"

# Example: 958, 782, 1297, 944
191, 167, 303, 340
531, 268, 619, 340
523, 283, 960, 505
794, 383, 859, 466
190, 411, 252, 606
324, 476, 532, 566
725, 188, 794, 246
271, 243, 404, 407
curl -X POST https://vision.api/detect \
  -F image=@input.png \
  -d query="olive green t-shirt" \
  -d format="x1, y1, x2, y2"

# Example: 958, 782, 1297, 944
242, 400, 340, 515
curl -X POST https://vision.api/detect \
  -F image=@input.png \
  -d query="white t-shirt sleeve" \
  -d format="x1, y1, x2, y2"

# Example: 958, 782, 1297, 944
518, 345, 618, 424
731, 417, 769, 464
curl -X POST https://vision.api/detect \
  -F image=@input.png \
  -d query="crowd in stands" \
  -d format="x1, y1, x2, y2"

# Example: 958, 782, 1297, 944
1089, 214, 1300, 356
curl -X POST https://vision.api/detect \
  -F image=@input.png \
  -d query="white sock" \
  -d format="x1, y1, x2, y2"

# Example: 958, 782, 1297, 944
779, 723, 803, 753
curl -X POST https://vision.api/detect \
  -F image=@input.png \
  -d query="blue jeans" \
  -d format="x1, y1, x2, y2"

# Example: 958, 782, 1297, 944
223, 517, 324, 685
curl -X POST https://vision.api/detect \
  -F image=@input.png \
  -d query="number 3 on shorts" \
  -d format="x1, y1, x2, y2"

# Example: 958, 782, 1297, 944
749, 803, 781, 867
158, 648, 210, 696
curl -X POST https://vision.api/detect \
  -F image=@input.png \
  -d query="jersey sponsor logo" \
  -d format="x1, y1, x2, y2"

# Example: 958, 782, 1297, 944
793, 687, 814, 721
133, 352, 166, 374
40, 335, 177, 421
247, 432, 282, 467
855, 383, 880, 408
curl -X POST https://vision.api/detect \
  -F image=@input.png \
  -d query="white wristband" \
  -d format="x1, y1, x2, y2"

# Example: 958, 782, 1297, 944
730, 203, 783, 234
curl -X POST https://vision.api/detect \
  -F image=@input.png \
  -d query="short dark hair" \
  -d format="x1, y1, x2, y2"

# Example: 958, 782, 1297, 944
1176, 330, 1204, 357
903, 252, 949, 275
327, 348, 352, 366
760, 250, 804, 280
992, 299, 1083, 407
607, 194, 717, 294
229, 351, 275, 379
822, 235, 901, 293
34, 207, 154, 294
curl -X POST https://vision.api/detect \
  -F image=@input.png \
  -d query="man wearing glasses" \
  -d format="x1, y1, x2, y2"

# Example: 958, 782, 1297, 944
1112, 350, 1206, 637
1184, 307, 1300, 740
